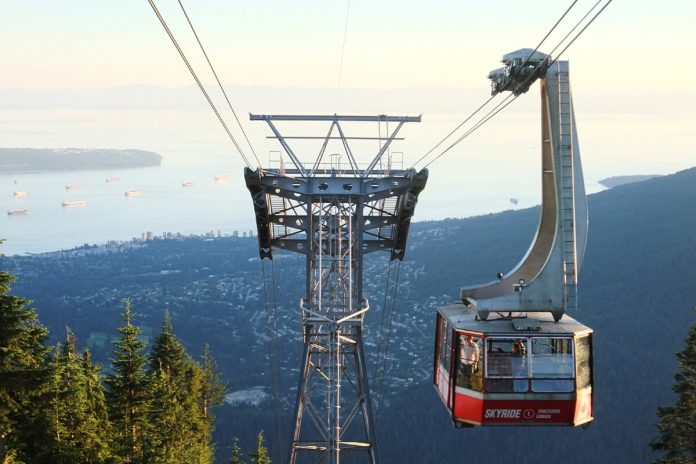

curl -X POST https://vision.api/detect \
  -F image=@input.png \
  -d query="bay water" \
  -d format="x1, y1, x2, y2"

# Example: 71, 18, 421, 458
5, 106, 686, 256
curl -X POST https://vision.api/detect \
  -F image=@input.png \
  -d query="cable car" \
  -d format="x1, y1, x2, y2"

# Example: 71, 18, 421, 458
433, 53, 594, 428
434, 304, 593, 427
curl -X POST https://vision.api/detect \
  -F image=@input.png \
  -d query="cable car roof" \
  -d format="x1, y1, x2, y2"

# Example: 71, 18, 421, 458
439, 303, 592, 336
501, 48, 549, 64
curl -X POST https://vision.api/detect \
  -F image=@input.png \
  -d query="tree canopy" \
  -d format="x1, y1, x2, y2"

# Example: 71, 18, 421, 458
0, 270, 49, 463
652, 308, 696, 463
0, 279, 228, 464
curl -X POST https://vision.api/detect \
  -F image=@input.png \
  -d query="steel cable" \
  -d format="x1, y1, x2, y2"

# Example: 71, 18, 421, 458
412, 0, 579, 169
260, 259, 284, 456
418, 0, 613, 169
335, 0, 351, 112
147, 0, 252, 168
548, 0, 613, 67
374, 259, 401, 421
410, 94, 498, 168
422, 93, 518, 169
372, 263, 391, 418
176, 0, 261, 168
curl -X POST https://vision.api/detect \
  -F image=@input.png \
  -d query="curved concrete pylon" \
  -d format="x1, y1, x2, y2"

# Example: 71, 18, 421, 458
461, 60, 588, 320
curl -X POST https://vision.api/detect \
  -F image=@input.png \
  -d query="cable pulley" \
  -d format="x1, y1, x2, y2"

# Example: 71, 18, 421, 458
413, 0, 613, 170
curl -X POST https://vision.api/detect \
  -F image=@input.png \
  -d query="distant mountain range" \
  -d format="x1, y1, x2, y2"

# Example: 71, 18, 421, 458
2, 84, 693, 115
2, 167, 695, 463
0, 148, 162, 173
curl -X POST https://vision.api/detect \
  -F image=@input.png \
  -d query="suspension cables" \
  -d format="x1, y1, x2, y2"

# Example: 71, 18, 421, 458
373, 259, 402, 421
522, 0, 578, 69
146, 0, 255, 169
260, 259, 284, 454
413, 1, 577, 169
175, 0, 261, 168
335, 0, 351, 112
413, 0, 613, 170
409, 94, 498, 168
412, 0, 580, 169
422, 93, 518, 169
548, 0, 613, 67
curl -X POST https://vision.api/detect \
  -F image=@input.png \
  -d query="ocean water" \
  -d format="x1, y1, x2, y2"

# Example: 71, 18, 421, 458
0, 160, 605, 256
2, 107, 690, 256
1, 164, 254, 255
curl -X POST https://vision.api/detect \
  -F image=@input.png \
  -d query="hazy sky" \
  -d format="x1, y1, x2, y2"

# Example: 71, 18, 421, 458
1, 0, 693, 92
1, 0, 694, 189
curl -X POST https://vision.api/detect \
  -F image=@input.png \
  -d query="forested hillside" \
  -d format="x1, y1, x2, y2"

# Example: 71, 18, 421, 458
2, 167, 695, 463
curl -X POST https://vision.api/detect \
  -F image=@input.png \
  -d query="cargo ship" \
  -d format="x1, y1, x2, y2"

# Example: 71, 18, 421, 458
106, 176, 120, 183
7, 209, 29, 216
214, 175, 230, 183
182, 181, 196, 187
13, 190, 28, 197
65, 183, 81, 190
62, 200, 87, 207
125, 190, 143, 197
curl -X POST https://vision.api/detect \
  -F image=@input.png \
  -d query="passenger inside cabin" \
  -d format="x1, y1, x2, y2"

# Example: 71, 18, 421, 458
458, 335, 483, 391
512, 338, 528, 392
513, 338, 526, 357
486, 338, 529, 393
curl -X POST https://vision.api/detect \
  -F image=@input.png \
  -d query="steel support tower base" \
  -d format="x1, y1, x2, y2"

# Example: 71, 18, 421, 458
245, 114, 428, 464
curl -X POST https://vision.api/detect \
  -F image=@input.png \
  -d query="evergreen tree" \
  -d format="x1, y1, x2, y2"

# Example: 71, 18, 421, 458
145, 366, 187, 463
81, 348, 113, 461
83, 349, 110, 425
652, 309, 696, 463
199, 344, 225, 457
149, 311, 187, 378
253, 431, 271, 464
229, 437, 245, 464
200, 344, 225, 422
105, 300, 150, 463
145, 312, 209, 464
32, 331, 112, 464
0, 269, 49, 463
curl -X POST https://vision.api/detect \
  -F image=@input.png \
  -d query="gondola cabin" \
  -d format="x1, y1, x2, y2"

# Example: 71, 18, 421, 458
434, 303, 593, 427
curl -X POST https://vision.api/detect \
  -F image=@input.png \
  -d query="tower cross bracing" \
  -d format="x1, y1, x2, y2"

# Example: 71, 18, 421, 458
245, 114, 428, 464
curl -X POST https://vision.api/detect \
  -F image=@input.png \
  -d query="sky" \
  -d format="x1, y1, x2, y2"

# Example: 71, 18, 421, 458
1, 0, 694, 92
1, 0, 695, 221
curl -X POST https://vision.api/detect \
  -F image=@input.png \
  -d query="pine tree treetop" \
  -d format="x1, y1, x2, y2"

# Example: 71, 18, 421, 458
652, 308, 696, 463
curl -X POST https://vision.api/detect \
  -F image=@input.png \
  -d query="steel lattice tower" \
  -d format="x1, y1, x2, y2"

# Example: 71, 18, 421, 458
245, 114, 428, 464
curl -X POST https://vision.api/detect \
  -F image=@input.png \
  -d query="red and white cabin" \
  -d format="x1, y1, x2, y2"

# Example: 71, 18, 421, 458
434, 303, 593, 427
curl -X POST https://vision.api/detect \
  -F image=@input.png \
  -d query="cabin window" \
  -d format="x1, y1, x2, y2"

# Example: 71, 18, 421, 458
485, 338, 529, 393
575, 335, 592, 389
530, 337, 574, 392
438, 318, 451, 369
456, 334, 483, 392
484, 337, 576, 393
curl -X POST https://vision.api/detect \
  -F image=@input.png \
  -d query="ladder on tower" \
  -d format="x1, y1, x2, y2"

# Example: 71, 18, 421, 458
557, 67, 577, 311
244, 113, 428, 464
269, 194, 288, 238
460, 57, 588, 321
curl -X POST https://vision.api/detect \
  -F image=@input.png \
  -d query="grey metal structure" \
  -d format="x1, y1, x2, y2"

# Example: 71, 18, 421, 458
488, 48, 551, 96
245, 114, 428, 464
462, 55, 588, 322
438, 304, 592, 340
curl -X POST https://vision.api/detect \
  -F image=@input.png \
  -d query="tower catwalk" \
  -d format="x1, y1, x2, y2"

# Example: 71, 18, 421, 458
245, 114, 428, 464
